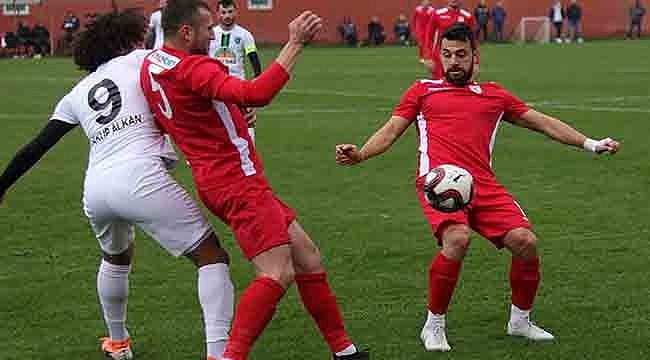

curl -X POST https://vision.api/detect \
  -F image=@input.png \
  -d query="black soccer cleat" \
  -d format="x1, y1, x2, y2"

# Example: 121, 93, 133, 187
333, 350, 370, 360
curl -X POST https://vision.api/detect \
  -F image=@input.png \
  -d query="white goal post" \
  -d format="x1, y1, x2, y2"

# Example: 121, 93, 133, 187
514, 16, 551, 44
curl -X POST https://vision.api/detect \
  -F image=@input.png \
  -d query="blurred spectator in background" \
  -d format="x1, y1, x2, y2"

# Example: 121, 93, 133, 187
627, 0, 646, 38
338, 16, 360, 47
85, 13, 98, 28
549, 1, 565, 43
31, 22, 50, 58
394, 14, 412, 46
492, 1, 507, 42
475, 0, 490, 42
63, 13, 80, 34
412, 0, 433, 62
566, 0, 583, 43
367, 16, 386, 46
2, 31, 18, 57
16, 21, 32, 57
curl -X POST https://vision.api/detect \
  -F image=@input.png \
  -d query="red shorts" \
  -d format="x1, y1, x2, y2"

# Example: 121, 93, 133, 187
415, 176, 532, 248
198, 185, 297, 260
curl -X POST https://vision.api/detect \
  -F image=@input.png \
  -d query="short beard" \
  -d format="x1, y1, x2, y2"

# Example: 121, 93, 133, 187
445, 62, 474, 86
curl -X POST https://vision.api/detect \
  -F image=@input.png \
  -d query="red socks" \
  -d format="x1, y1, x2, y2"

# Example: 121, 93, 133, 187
295, 272, 353, 353
222, 277, 286, 360
510, 256, 540, 310
428, 253, 462, 314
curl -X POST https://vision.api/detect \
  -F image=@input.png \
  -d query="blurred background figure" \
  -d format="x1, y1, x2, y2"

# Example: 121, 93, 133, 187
475, 0, 490, 42
549, 0, 565, 43
31, 22, 50, 58
337, 16, 360, 47
394, 14, 412, 46
566, 0, 583, 43
367, 16, 386, 46
16, 21, 32, 58
627, 0, 646, 39
412, 0, 433, 62
491, 1, 507, 42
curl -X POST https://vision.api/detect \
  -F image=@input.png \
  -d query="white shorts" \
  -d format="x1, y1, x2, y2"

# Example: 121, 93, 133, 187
82, 157, 212, 257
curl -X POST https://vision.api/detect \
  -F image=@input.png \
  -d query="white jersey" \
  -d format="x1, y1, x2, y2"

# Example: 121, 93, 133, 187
51, 49, 177, 171
208, 24, 257, 79
149, 10, 164, 49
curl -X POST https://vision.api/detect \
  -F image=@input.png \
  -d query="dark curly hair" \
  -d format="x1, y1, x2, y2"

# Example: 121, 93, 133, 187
218, 0, 237, 8
162, 0, 210, 38
73, 10, 146, 72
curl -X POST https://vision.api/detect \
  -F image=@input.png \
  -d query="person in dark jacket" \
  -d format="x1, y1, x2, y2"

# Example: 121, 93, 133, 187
475, 0, 490, 42
627, 0, 646, 38
566, 0, 583, 43
491, 1, 507, 42
367, 16, 386, 46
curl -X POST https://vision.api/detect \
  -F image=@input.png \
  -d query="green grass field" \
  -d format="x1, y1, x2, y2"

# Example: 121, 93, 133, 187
1, 40, 649, 360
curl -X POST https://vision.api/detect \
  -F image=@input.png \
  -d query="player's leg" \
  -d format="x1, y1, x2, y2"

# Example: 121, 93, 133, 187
420, 223, 470, 352
95, 224, 135, 360
501, 228, 554, 341
415, 179, 469, 352
469, 184, 553, 341
84, 180, 135, 360
185, 233, 234, 359
120, 159, 235, 360
287, 220, 368, 360
202, 188, 294, 360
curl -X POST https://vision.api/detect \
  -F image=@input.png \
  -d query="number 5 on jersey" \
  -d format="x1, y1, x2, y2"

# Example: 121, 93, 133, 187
147, 64, 173, 120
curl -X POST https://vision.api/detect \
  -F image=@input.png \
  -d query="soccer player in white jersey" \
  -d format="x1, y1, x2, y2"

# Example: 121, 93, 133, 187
148, 0, 167, 49
0, 11, 235, 360
209, 0, 261, 141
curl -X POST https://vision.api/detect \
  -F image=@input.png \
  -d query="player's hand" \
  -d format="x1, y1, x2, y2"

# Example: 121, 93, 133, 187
584, 137, 620, 155
289, 11, 323, 45
336, 144, 363, 165
594, 137, 620, 155
243, 107, 257, 128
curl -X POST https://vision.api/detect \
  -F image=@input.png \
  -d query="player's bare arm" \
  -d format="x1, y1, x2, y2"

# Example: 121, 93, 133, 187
514, 109, 620, 154
336, 115, 411, 165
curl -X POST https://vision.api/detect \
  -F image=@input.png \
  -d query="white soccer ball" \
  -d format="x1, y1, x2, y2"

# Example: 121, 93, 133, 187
423, 164, 474, 213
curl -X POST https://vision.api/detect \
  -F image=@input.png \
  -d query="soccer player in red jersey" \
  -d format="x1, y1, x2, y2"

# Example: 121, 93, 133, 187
336, 23, 620, 352
423, 0, 478, 79
140, 1, 368, 360
412, 0, 434, 63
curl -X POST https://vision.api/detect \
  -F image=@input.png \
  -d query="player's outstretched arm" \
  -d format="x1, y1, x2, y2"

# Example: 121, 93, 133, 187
208, 11, 321, 107
514, 109, 620, 154
336, 115, 411, 165
0, 120, 76, 202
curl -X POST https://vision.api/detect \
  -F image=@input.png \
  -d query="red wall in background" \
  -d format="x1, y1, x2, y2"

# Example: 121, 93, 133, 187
0, 0, 647, 44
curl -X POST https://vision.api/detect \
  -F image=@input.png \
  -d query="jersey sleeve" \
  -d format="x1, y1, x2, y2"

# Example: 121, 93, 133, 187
501, 88, 529, 121
50, 93, 79, 125
181, 56, 289, 106
242, 30, 258, 55
392, 82, 423, 122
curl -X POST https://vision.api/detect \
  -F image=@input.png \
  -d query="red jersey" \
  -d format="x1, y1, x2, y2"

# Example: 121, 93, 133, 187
424, 7, 479, 78
140, 47, 289, 191
412, 5, 434, 40
392, 79, 529, 182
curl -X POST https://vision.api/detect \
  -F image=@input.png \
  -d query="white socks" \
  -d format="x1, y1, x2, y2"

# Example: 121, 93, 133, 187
97, 260, 131, 342
509, 304, 531, 325
198, 263, 235, 359
424, 310, 446, 329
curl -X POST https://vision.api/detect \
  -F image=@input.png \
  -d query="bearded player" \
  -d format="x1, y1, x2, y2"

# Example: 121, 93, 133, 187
337, 23, 619, 352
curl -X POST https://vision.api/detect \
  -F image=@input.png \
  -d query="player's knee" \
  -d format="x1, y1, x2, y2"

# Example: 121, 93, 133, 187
504, 228, 538, 258
265, 262, 295, 287
441, 224, 471, 260
187, 232, 230, 267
